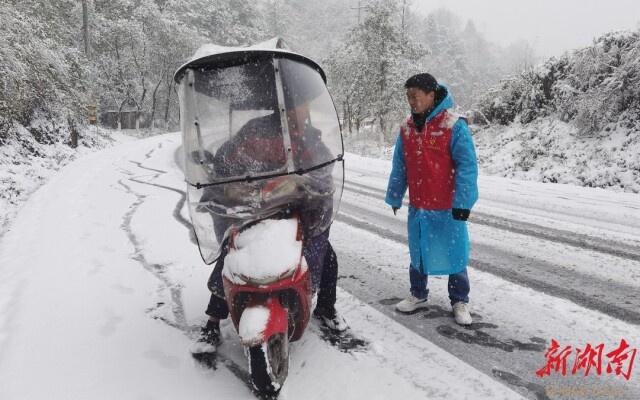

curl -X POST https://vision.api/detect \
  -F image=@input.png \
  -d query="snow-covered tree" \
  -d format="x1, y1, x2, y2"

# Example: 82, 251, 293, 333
166, 0, 266, 47
477, 30, 640, 137
0, 0, 86, 145
324, 0, 425, 143
89, 0, 268, 130
284, 0, 352, 61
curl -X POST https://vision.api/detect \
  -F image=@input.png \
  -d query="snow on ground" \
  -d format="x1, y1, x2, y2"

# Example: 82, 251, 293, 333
0, 125, 135, 237
336, 151, 640, 398
344, 151, 640, 244
473, 119, 640, 193
0, 132, 523, 399
331, 219, 640, 362
343, 151, 640, 292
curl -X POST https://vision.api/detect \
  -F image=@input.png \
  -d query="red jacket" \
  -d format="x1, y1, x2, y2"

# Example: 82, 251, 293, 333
400, 111, 457, 210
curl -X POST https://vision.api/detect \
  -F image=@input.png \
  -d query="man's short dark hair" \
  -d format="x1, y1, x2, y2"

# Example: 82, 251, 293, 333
405, 73, 438, 93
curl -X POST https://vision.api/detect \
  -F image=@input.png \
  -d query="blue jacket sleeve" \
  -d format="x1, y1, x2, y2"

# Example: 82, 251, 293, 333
385, 134, 408, 208
450, 119, 479, 209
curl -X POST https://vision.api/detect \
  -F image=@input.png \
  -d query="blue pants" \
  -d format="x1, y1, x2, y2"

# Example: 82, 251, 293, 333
409, 265, 470, 305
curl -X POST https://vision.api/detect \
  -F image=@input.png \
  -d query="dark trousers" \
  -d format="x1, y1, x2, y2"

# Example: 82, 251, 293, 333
205, 241, 339, 319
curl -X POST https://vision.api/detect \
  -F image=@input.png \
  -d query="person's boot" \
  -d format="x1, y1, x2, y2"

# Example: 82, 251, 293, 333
313, 306, 348, 332
190, 320, 221, 354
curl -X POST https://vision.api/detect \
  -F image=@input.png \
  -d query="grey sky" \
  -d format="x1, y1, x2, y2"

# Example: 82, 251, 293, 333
413, 0, 640, 58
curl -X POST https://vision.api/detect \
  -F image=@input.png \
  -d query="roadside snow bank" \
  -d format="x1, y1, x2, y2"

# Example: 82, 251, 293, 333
474, 118, 640, 193
0, 122, 141, 237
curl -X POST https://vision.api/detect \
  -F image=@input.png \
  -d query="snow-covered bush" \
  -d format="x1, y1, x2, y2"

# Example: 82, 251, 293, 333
479, 30, 640, 137
478, 65, 557, 125
474, 30, 640, 193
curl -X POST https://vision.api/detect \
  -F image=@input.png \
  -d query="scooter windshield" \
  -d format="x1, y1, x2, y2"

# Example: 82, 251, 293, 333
178, 56, 344, 264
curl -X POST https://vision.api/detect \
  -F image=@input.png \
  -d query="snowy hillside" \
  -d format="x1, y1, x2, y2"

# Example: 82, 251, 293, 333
472, 30, 640, 193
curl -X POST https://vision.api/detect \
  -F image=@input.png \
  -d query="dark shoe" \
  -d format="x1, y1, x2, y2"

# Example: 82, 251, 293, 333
313, 307, 348, 332
190, 320, 221, 354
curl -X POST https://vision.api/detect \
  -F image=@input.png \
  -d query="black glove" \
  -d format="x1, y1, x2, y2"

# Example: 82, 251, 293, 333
452, 208, 470, 221
392, 206, 399, 215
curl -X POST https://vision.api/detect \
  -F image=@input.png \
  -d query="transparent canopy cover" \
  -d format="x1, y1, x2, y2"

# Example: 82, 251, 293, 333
178, 54, 344, 264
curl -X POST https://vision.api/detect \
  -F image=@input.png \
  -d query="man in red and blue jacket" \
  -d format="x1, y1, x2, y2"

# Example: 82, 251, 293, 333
385, 73, 479, 325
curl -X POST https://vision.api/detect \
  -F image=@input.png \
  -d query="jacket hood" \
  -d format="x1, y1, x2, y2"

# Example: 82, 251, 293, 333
425, 84, 452, 122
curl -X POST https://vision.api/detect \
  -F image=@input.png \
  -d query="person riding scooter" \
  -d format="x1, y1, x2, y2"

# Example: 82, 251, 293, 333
192, 87, 348, 355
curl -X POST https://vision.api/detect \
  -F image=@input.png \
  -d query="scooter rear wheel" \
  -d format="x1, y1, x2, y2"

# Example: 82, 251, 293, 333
249, 332, 289, 396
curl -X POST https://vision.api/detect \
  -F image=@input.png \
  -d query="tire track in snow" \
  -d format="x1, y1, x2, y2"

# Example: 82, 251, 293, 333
336, 252, 551, 400
122, 147, 262, 397
128, 177, 197, 246
336, 203, 640, 325
128, 153, 196, 244
119, 174, 257, 395
491, 369, 550, 400
118, 177, 188, 329
115, 143, 188, 329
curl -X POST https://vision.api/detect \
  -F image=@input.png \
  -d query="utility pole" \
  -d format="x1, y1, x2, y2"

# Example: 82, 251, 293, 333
351, 0, 368, 24
83, 0, 97, 128
82, 0, 91, 59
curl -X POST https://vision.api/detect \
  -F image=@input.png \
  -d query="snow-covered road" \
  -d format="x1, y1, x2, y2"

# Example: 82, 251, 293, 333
0, 133, 638, 399
336, 154, 640, 399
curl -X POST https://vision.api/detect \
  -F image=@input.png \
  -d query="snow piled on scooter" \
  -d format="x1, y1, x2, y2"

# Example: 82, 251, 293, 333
238, 306, 270, 344
186, 38, 295, 66
223, 219, 306, 284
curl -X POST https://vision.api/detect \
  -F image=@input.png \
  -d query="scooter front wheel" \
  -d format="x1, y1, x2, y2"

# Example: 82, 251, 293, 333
249, 332, 289, 396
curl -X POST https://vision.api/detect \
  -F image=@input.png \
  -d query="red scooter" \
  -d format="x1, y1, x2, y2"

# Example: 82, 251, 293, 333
175, 38, 344, 395
223, 213, 312, 395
